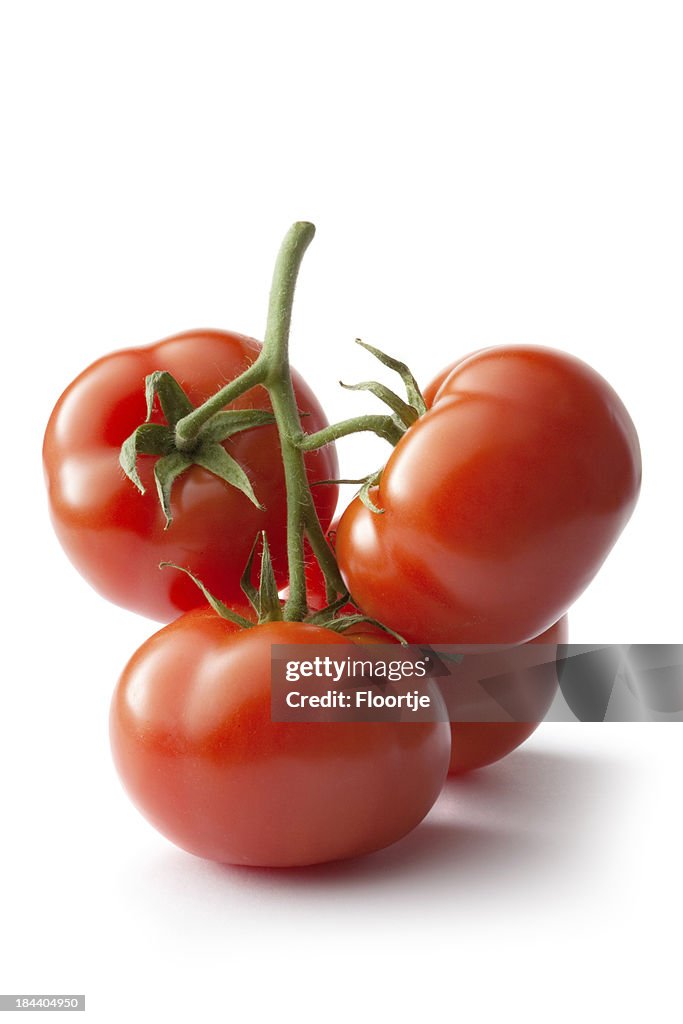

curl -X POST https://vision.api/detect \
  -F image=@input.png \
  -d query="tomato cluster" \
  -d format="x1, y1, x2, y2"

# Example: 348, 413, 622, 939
44, 226, 641, 868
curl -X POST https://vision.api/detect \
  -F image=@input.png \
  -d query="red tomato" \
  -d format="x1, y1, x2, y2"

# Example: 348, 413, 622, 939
344, 614, 567, 771
336, 345, 641, 645
297, 514, 565, 773
294, 527, 566, 771
444, 615, 568, 774
110, 611, 451, 866
43, 330, 338, 622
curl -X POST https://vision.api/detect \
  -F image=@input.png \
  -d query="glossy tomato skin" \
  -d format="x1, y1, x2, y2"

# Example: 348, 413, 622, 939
344, 616, 567, 771
421, 349, 485, 407
337, 345, 641, 645
300, 514, 566, 773
293, 531, 566, 771
43, 331, 338, 622
110, 612, 451, 867
445, 615, 568, 774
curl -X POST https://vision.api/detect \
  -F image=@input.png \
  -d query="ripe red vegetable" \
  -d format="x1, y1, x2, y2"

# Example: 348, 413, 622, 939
298, 531, 566, 771
336, 345, 641, 645
110, 610, 452, 866
43, 330, 338, 622
443, 615, 568, 774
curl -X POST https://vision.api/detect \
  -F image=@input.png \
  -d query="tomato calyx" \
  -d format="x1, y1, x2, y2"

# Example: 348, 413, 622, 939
160, 562, 256, 629
353, 338, 427, 418
238, 532, 283, 623
339, 379, 419, 428
309, 609, 407, 642
160, 531, 284, 628
163, 529, 405, 641
120, 368, 276, 527
296, 338, 428, 514
296, 338, 427, 450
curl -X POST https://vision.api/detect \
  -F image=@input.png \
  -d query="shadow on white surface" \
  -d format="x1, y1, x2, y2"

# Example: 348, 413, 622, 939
236, 745, 628, 886
117, 742, 635, 934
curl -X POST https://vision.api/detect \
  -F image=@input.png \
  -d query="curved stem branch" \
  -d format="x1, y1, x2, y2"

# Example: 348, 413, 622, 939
297, 415, 404, 451
262, 222, 316, 380
174, 359, 267, 451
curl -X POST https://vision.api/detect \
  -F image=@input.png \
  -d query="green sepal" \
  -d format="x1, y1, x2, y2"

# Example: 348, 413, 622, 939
197, 409, 276, 445
159, 562, 254, 628
154, 451, 194, 528
121, 377, 274, 523
145, 371, 195, 427
239, 534, 262, 616
305, 591, 352, 625
257, 533, 283, 622
355, 338, 427, 416
193, 443, 263, 510
119, 423, 175, 493
311, 477, 367, 487
339, 379, 418, 428
317, 613, 407, 645
359, 469, 384, 514
239, 533, 283, 622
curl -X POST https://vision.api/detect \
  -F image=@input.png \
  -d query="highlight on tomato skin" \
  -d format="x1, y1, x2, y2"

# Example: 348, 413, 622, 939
109, 612, 452, 868
336, 345, 641, 647
42, 330, 339, 623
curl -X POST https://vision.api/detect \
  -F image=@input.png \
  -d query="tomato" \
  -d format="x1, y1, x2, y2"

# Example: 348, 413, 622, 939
336, 345, 641, 645
43, 330, 338, 622
295, 526, 566, 770
295, 516, 565, 772
110, 610, 451, 866
425, 356, 583, 775
444, 615, 568, 774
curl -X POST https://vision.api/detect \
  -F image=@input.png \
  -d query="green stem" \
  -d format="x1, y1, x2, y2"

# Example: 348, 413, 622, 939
262, 224, 314, 619
304, 519, 346, 603
259, 222, 346, 619
175, 359, 267, 452
262, 222, 316, 380
172, 221, 348, 617
297, 414, 404, 450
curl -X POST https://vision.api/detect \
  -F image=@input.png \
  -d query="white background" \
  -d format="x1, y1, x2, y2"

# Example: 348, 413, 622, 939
1, 2, 681, 1021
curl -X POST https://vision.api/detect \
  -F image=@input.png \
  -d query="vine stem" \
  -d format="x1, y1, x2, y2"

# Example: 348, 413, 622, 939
174, 359, 267, 449
298, 414, 404, 450
262, 222, 318, 619
173, 221, 347, 619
